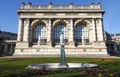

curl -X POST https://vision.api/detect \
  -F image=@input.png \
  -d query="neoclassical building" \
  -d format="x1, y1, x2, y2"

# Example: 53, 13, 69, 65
15, 2, 107, 55
0, 30, 17, 56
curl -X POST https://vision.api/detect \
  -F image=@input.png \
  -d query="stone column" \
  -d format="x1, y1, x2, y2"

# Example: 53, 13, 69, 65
47, 19, 52, 46
17, 18, 23, 41
22, 19, 30, 48
23, 19, 30, 42
92, 18, 96, 42
98, 18, 104, 41
69, 19, 74, 46
94, 18, 107, 52
29, 26, 32, 43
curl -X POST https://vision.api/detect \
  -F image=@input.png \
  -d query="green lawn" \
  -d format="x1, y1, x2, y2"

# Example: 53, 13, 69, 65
0, 57, 120, 77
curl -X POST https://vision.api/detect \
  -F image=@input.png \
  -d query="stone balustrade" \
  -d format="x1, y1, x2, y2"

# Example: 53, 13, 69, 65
20, 2, 102, 10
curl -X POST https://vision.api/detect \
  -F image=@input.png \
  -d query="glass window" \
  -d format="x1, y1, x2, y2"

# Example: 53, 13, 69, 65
33, 24, 46, 44
54, 25, 68, 44
74, 25, 89, 43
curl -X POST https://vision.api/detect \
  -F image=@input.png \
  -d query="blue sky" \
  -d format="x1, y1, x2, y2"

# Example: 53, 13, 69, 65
0, 0, 120, 34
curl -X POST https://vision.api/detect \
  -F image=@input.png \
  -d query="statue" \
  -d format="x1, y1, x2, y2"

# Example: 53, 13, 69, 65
59, 32, 68, 68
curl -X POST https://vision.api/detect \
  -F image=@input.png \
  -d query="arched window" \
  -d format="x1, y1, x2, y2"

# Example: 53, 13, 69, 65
54, 25, 68, 44
74, 25, 89, 44
33, 24, 46, 44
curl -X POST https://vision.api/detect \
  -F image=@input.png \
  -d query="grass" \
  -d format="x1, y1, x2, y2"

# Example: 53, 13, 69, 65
0, 57, 120, 77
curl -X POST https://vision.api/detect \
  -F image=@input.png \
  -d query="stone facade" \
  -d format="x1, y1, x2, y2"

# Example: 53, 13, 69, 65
15, 3, 107, 55
0, 30, 17, 56
105, 32, 120, 55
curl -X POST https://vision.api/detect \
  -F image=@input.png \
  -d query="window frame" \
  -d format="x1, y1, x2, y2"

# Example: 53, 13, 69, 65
74, 24, 89, 44
54, 24, 68, 45
33, 24, 47, 45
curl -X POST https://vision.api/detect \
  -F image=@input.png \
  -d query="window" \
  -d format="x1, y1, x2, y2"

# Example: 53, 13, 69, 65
74, 25, 89, 44
33, 24, 46, 44
54, 25, 68, 44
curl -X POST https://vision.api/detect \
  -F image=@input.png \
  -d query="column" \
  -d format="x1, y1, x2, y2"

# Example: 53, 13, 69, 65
29, 26, 32, 43
98, 18, 104, 41
92, 18, 96, 42
69, 19, 74, 46
17, 18, 23, 41
47, 19, 52, 46
23, 19, 30, 42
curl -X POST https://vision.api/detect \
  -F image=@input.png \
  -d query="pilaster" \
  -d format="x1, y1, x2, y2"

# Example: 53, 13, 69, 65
47, 19, 52, 46
92, 18, 96, 42
69, 19, 75, 46
23, 19, 30, 47
98, 18, 104, 41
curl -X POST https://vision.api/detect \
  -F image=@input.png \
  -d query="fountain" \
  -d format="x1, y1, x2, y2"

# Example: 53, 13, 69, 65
27, 32, 98, 70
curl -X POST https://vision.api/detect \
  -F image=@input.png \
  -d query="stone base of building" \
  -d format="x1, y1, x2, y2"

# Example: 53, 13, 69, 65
16, 42, 29, 48
14, 47, 108, 56
14, 51, 108, 56
15, 41, 108, 56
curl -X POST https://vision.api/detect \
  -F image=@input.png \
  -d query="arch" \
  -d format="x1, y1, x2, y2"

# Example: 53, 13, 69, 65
53, 19, 69, 27
31, 19, 48, 28
74, 19, 90, 27
53, 20, 68, 44
32, 19, 47, 44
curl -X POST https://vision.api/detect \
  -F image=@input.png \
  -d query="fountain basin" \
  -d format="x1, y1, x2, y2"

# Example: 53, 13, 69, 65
27, 63, 98, 70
